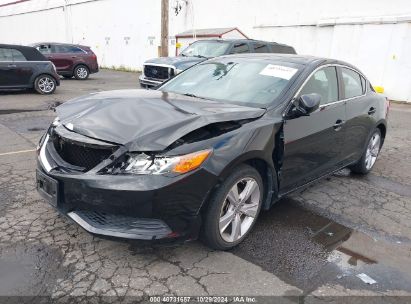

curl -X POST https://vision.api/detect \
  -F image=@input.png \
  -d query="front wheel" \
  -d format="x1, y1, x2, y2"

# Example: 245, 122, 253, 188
201, 164, 263, 250
34, 75, 56, 95
74, 65, 89, 80
349, 129, 382, 174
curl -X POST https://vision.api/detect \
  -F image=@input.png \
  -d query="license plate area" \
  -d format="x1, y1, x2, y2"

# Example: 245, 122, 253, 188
36, 169, 59, 207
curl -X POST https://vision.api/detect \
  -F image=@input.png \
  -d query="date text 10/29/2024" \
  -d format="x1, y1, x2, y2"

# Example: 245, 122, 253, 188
150, 296, 257, 303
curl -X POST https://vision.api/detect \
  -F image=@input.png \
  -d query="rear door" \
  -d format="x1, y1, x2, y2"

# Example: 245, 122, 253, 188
339, 66, 376, 163
48, 44, 74, 73
0, 47, 33, 87
280, 65, 347, 193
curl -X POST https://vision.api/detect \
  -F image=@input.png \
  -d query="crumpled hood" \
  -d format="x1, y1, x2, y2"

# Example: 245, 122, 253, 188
145, 56, 205, 70
56, 89, 265, 151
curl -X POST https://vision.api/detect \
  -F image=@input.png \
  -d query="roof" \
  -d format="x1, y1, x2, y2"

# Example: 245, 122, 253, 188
31, 42, 90, 48
176, 27, 248, 38
210, 53, 328, 66
0, 43, 47, 61
191, 38, 295, 48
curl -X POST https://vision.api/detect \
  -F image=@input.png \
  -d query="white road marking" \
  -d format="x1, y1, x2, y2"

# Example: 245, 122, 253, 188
0, 149, 36, 156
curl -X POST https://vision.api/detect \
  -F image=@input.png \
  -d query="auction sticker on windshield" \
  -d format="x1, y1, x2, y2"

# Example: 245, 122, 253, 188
259, 64, 298, 80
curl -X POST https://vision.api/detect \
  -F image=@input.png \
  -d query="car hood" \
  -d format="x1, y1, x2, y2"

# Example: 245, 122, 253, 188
56, 90, 266, 151
145, 56, 206, 70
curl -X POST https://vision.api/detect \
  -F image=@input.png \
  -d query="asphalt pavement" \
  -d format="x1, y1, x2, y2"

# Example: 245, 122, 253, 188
0, 69, 410, 303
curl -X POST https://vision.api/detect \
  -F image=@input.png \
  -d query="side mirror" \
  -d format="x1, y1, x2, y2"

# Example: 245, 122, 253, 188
287, 93, 321, 119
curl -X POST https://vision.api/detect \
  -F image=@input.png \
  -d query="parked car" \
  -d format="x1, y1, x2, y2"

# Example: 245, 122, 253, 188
139, 39, 296, 88
31, 42, 99, 80
36, 54, 388, 250
0, 44, 60, 94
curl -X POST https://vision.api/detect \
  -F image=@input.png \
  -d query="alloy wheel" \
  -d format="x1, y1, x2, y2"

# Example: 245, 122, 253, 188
219, 177, 260, 243
38, 77, 55, 93
76, 67, 88, 79
365, 132, 381, 170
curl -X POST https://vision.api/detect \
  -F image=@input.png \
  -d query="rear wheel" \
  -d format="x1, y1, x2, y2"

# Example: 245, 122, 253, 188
34, 75, 56, 95
74, 65, 89, 80
201, 165, 263, 250
349, 129, 382, 174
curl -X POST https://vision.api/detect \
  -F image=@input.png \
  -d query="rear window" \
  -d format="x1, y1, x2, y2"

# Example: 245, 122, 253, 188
252, 43, 270, 53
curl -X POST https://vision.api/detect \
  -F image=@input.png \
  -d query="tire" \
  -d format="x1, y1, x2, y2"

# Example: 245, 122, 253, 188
74, 65, 89, 80
201, 164, 264, 250
63, 75, 73, 79
349, 128, 382, 175
34, 74, 57, 95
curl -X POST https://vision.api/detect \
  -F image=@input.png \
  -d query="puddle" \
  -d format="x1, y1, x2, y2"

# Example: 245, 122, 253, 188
0, 243, 69, 296
231, 198, 411, 294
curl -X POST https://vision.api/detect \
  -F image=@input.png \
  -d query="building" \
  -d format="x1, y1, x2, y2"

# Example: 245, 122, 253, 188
0, 0, 410, 101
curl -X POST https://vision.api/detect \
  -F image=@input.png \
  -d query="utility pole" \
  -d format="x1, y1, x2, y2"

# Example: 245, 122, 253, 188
161, 0, 169, 57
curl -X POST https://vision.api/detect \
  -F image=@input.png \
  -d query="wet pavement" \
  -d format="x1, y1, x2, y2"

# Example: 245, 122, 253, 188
0, 70, 411, 302
232, 198, 411, 294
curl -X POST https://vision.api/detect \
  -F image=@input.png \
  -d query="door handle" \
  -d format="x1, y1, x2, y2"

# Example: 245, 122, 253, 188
368, 107, 376, 115
71, 56, 77, 58
7, 64, 17, 68
333, 119, 345, 131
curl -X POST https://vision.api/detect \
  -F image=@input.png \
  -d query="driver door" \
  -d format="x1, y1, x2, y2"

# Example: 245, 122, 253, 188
280, 66, 347, 194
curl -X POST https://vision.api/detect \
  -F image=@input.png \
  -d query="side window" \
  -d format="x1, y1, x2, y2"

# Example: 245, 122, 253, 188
230, 43, 250, 54
360, 76, 366, 94
299, 66, 338, 105
50, 44, 59, 53
37, 44, 52, 54
10, 49, 27, 61
341, 68, 363, 99
252, 43, 270, 53
69, 46, 85, 53
53, 45, 71, 53
0, 48, 13, 61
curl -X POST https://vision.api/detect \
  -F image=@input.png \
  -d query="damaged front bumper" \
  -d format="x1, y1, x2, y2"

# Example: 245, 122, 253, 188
36, 131, 218, 242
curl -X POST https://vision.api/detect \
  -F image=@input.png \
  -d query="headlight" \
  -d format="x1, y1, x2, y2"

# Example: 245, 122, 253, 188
123, 149, 211, 175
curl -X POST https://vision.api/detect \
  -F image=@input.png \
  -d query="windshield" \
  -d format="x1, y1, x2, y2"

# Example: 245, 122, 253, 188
160, 58, 300, 107
180, 41, 231, 58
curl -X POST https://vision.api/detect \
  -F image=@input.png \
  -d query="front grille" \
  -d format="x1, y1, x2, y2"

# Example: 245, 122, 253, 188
144, 65, 171, 80
52, 134, 117, 171
68, 210, 172, 239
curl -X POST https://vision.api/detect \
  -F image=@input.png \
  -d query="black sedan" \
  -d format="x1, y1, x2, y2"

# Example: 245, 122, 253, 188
36, 54, 389, 249
0, 44, 60, 94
